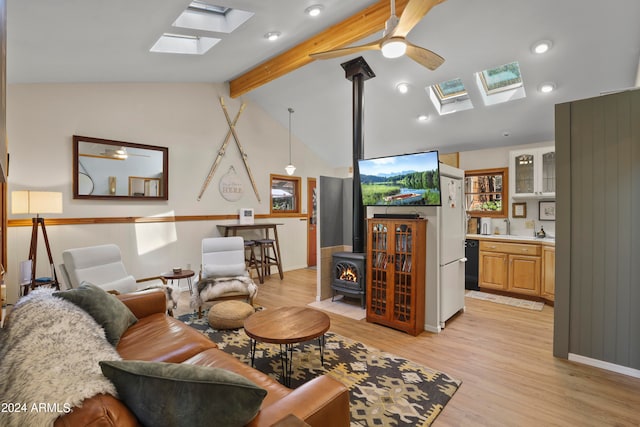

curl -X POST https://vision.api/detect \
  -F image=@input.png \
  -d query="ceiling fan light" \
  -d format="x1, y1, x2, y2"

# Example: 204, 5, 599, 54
381, 38, 406, 59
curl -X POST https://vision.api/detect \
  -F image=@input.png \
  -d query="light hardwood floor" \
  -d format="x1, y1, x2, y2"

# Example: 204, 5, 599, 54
177, 269, 640, 426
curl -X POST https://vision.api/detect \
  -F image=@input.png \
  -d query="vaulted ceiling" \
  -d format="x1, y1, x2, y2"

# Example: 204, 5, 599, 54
7, 0, 640, 167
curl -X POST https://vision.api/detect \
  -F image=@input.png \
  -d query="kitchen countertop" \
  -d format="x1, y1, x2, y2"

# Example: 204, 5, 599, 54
466, 233, 555, 246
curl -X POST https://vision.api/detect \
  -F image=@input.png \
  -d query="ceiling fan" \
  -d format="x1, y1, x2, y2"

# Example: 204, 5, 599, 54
97, 147, 150, 160
310, 0, 446, 70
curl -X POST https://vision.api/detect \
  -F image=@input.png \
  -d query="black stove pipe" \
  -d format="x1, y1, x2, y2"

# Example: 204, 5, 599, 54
341, 57, 375, 254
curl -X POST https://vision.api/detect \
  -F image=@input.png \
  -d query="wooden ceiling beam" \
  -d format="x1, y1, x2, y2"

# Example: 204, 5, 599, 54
229, 0, 410, 99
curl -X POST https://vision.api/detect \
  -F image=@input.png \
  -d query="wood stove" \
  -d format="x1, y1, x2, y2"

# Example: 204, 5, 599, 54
331, 252, 366, 308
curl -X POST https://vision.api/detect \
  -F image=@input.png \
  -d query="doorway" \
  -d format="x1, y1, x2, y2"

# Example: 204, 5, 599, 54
307, 178, 317, 267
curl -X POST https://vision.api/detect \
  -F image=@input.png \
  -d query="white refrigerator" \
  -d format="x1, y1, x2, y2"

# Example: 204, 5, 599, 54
437, 166, 467, 329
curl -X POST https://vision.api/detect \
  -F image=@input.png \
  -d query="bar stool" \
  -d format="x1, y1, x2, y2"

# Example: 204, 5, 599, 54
256, 238, 283, 280
243, 240, 263, 284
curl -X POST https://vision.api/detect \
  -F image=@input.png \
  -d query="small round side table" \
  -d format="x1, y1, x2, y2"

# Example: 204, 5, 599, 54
160, 269, 195, 294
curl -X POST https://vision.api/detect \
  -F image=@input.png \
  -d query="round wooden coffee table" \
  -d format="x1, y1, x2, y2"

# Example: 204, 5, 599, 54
243, 306, 330, 387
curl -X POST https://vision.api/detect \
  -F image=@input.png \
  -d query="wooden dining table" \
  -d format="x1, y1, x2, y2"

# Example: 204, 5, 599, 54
216, 223, 284, 279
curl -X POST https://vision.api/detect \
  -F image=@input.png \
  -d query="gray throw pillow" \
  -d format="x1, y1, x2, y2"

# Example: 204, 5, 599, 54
53, 282, 137, 346
99, 360, 267, 427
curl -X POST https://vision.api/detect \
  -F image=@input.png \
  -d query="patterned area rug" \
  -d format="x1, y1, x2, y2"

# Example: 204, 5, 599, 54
465, 290, 545, 311
178, 312, 461, 426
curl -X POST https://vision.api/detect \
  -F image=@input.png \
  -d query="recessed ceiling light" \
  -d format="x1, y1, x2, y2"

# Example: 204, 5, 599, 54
502, 130, 511, 137
305, 5, 324, 17
396, 82, 409, 94
264, 31, 281, 41
532, 40, 553, 54
417, 114, 429, 122
539, 82, 556, 93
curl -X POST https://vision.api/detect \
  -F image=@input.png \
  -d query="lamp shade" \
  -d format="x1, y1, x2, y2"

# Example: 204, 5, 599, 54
11, 191, 63, 215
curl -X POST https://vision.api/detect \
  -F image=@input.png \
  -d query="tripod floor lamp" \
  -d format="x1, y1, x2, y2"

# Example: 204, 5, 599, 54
11, 190, 62, 296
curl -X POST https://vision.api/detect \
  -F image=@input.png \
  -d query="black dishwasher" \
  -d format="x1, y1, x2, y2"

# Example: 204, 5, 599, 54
465, 239, 480, 290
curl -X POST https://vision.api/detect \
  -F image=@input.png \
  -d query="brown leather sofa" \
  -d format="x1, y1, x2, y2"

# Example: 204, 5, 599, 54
54, 290, 350, 427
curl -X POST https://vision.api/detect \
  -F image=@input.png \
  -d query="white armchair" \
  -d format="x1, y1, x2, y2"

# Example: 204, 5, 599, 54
59, 244, 179, 313
191, 236, 258, 317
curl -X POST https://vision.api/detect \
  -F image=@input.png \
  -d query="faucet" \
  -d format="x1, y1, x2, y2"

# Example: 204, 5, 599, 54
504, 218, 510, 235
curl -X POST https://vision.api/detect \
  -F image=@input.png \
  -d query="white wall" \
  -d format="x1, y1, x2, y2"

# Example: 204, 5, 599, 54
5, 83, 337, 303
459, 140, 556, 238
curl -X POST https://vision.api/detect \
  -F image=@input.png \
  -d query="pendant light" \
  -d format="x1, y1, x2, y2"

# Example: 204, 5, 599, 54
285, 107, 296, 175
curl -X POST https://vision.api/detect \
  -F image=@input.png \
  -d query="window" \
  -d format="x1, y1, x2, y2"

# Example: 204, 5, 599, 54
464, 168, 509, 218
475, 61, 526, 106
427, 77, 474, 116
270, 174, 301, 215
479, 61, 523, 94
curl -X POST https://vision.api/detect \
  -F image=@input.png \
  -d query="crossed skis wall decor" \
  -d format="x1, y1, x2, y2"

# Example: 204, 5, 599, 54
197, 97, 261, 202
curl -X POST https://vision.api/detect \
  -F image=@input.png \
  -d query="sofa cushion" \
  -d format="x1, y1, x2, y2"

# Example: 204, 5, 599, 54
100, 360, 267, 427
53, 282, 137, 346
117, 313, 217, 362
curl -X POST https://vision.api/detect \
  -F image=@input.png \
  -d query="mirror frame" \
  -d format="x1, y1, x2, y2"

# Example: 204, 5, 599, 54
73, 135, 169, 201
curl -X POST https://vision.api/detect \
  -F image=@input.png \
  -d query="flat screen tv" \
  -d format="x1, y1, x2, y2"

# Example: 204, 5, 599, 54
358, 150, 441, 206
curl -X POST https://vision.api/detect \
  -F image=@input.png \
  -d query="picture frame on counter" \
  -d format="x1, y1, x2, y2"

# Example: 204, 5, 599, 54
512, 202, 527, 218
539, 201, 556, 221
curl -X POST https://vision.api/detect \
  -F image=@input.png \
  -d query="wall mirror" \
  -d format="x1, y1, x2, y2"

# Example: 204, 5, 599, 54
73, 135, 168, 200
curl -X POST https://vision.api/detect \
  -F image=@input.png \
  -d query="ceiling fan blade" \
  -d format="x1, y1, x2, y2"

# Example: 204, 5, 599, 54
392, 0, 446, 38
405, 43, 444, 70
310, 39, 382, 60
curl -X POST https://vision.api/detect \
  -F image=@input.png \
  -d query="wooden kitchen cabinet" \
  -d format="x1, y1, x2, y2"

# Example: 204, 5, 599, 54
479, 251, 508, 290
508, 255, 541, 295
479, 241, 541, 296
366, 218, 426, 336
541, 246, 555, 300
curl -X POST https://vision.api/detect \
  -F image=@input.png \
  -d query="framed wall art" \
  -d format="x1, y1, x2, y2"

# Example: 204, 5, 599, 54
512, 202, 527, 218
539, 201, 556, 221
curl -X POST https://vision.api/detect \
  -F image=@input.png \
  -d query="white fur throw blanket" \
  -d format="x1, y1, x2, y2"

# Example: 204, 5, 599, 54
191, 276, 258, 309
0, 288, 121, 427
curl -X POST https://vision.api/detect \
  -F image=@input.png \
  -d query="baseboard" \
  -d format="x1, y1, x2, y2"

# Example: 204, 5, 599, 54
424, 324, 441, 334
568, 353, 640, 379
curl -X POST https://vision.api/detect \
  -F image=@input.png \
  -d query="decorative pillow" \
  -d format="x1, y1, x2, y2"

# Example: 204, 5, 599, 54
53, 282, 137, 346
99, 360, 267, 427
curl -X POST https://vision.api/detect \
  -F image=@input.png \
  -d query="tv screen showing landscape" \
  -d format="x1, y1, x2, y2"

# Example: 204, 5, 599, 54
358, 150, 441, 206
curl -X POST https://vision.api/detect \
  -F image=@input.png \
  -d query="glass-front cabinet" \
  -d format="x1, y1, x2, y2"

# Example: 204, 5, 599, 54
366, 218, 426, 336
509, 146, 555, 198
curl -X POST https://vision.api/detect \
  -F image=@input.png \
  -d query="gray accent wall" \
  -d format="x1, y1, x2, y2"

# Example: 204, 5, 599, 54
319, 176, 353, 247
555, 89, 640, 370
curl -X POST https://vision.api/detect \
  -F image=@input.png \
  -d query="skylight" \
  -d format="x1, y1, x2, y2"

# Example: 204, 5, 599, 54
188, 1, 230, 15
173, 2, 253, 34
150, 33, 220, 55
427, 78, 474, 115
475, 61, 526, 106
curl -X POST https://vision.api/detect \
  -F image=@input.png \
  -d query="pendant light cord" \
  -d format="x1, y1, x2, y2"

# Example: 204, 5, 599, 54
288, 107, 294, 164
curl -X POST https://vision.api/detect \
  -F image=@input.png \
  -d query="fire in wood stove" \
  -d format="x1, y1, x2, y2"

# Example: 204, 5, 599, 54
331, 252, 366, 309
